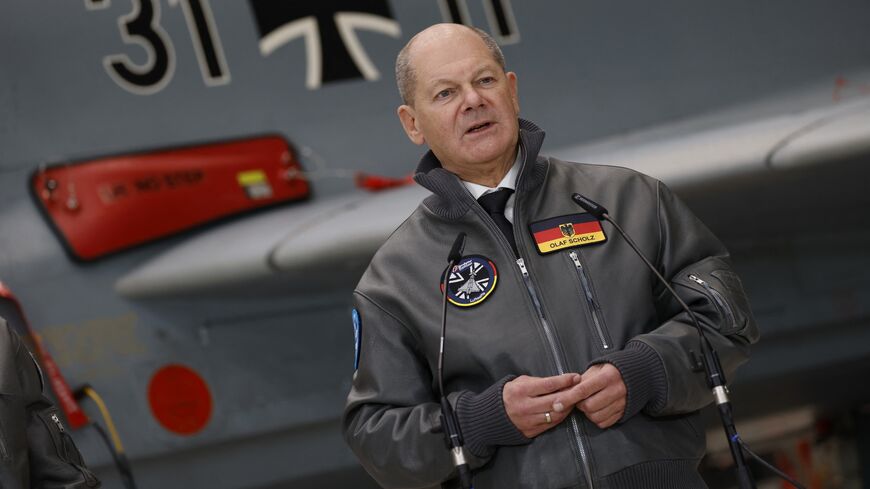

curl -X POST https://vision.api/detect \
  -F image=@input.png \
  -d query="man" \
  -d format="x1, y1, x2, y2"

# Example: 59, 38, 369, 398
343, 24, 759, 489
1, 316, 100, 488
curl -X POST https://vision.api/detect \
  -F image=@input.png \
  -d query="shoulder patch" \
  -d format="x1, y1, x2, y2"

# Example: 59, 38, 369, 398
352, 308, 361, 371
440, 255, 498, 307
528, 213, 607, 254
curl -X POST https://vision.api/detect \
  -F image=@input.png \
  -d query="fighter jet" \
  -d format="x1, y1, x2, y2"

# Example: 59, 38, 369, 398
1, 1, 869, 488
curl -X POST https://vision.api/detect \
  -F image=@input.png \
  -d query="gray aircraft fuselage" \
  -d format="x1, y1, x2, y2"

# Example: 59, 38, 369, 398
2, 1, 870, 487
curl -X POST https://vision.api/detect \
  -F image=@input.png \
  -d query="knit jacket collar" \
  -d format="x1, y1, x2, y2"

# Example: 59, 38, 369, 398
413, 118, 547, 220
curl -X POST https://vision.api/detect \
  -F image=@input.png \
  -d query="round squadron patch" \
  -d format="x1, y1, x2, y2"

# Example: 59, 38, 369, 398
440, 255, 498, 307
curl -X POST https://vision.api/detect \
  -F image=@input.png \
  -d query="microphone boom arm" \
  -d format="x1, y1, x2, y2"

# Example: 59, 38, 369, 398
438, 232, 473, 489
571, 192, 804, 489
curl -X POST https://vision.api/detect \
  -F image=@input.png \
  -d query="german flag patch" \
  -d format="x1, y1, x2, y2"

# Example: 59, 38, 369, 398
529, 213, 607, 254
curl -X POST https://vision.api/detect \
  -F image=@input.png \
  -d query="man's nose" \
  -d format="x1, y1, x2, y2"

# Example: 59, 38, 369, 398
461, 86, 485, 111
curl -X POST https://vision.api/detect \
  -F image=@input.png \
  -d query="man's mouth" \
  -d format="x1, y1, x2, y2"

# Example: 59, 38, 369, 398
466, 122, 494, 134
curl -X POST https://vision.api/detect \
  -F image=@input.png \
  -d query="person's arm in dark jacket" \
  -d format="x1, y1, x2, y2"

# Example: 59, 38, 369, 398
342, 292, 528, 489
0, 318, 100, 489
594, 181, 760, 421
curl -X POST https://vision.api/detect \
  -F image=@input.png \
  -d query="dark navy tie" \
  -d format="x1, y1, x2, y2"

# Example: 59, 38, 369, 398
478, 188, 518, 256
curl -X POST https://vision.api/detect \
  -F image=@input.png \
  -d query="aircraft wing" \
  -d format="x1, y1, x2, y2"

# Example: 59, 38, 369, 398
116, 92, 870, 299
115, 184, 431, 298
551, 94, 870, 187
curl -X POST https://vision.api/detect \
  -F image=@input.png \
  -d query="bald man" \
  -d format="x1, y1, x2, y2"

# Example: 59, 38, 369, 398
343, 24, 758, 489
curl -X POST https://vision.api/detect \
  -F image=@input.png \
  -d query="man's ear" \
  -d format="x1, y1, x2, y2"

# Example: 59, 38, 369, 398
397, 104, 425, 145
507, 71, 520, 115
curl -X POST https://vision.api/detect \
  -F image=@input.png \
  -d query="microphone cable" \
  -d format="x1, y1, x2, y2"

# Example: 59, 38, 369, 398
76, 385, 138, 489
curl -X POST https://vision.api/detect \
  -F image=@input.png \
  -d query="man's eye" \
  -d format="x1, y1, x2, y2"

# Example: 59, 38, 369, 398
479, 77, 496, 85
435, 89, 451, 99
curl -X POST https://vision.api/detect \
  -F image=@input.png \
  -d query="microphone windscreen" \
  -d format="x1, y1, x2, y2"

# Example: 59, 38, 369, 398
448, 232, 467, 263
572, 193, 608, 219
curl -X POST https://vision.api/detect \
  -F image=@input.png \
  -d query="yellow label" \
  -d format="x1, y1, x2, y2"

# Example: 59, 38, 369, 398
536, 231, 606, 253
237, 170, 267, 186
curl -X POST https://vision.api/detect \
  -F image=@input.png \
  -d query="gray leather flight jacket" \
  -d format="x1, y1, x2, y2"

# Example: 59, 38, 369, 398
1, 318, 100, 489
343, 119, 759, 489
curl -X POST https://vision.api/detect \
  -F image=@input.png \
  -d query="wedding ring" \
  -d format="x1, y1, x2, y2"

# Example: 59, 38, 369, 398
544, 412, 552, 424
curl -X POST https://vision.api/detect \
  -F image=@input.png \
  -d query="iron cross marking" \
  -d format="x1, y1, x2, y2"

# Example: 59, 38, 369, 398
249, 0, 400, 89
438, 0, 519, 44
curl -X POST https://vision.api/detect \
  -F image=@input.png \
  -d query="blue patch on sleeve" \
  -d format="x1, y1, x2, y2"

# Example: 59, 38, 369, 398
352, 308, 361, 371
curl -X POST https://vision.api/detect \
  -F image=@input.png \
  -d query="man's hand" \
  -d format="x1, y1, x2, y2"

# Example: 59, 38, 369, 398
574, 363, 626, 429
503, 373, 583, 438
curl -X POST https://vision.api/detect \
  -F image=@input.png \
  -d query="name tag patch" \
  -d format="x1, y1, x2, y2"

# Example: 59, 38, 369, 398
529, 213, 606, 254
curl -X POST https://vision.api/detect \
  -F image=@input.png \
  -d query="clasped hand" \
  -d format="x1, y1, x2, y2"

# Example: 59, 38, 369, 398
502, 364, 626, 438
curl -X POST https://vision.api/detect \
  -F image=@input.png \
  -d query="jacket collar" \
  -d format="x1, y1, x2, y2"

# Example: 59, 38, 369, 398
413, 118, 547, 219
0, 320, 23, 395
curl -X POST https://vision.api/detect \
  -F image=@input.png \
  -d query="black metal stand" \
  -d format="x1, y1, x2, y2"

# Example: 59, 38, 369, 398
578, 193, 807, 488
596, 205, 799, 488
438, 233, 473, 489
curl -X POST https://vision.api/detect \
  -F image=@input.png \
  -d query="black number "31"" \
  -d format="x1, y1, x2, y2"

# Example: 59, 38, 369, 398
89, 0, 230, 95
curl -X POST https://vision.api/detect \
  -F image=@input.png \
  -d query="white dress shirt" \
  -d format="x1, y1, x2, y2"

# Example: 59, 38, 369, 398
461, 145, 523, 224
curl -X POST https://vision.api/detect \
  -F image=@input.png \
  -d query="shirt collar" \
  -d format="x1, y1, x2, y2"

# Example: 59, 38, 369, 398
413, 118, 547, 221
461, 142, 523, 200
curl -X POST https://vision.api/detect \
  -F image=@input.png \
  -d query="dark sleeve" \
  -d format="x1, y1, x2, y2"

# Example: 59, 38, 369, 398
26, 396, 101, 489
8, 322, 101, 488
342, 292, 527, 489
594, 181, 760, 419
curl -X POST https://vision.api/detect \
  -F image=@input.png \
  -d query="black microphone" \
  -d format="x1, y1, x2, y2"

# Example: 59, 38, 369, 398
571, 192, 760, 489
448, 232, 467, 263
570, 193, 607, 219
439, 232, 473, 489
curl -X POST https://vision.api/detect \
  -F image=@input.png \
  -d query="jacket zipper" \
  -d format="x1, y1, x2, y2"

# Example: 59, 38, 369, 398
50, 412, 71, 460
467, 161, 595, 488
688, 274, 736, 329
518, 257, 595, 489
51, 413, 66, 433
43, 411, 98, 485
37, 410, 64, 458
568, 251, 610, 350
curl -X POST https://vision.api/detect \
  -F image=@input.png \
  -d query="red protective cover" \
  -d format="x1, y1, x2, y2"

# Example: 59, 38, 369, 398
31, 136, 309, 261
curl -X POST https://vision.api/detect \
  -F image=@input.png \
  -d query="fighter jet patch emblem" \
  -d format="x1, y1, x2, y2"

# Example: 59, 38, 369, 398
440, 255, 498, 307
352, 308, 362, 371
529, 213, 607, 254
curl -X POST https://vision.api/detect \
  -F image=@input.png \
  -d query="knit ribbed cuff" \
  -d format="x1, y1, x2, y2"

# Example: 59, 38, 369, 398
591, 341, 667, 421
454, 375, 531, 458
606, 459, 706, 488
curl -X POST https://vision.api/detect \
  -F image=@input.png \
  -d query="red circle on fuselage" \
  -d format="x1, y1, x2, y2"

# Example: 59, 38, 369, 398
148, 364, 212, 435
